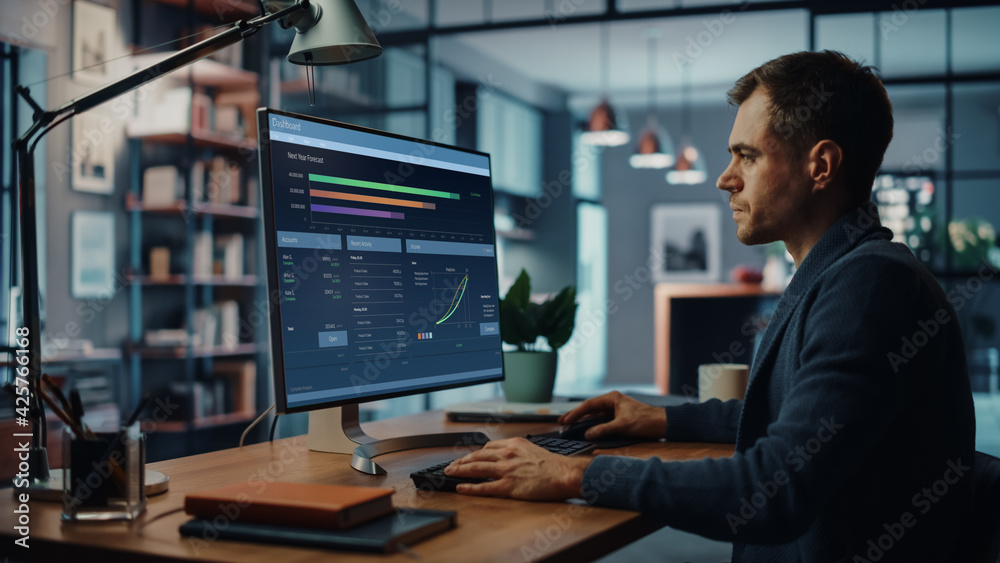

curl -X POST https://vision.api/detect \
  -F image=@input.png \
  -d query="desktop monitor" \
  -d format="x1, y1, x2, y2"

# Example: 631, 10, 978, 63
257, 108, 504, 474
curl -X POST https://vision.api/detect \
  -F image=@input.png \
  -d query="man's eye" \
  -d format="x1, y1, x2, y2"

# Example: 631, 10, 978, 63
740, 153, 754, 162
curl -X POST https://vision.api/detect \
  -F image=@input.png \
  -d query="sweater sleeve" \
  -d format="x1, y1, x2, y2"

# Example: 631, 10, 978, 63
581, 253, 926, 544
664, 399, 742, 443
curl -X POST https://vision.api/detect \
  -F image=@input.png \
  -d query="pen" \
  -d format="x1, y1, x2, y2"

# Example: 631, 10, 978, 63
123, 393, 152, 428
69, 389, 85, 430
93, 393, 152, 490
41, 373, 72, 415
37, 386, 78, 433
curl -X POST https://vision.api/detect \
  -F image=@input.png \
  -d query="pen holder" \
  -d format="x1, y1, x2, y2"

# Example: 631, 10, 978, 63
61, 422, 147, 522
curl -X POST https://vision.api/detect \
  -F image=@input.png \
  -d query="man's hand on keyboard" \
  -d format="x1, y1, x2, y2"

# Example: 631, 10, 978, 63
445, 437, 593, 500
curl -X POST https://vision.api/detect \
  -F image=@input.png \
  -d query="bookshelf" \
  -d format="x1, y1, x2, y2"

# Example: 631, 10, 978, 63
125, 0, 266, 453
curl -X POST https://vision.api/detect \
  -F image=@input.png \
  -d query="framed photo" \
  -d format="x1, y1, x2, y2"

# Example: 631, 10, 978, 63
72, 0, 117, 85
650, 203, 721, 283
71, 111, 116, 194
71, 211, 116, 298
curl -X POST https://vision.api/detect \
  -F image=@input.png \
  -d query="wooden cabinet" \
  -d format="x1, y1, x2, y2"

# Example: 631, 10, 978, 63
654, 283, 781, 395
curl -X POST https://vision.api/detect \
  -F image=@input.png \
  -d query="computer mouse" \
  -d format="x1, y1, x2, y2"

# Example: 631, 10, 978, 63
559, 414, 616, 442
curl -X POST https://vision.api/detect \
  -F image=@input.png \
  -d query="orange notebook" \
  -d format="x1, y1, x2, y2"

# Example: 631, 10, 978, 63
184, 481, 395, 530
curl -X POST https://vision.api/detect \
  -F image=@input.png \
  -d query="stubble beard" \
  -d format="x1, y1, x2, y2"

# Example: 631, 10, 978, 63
735, 217, 777, 247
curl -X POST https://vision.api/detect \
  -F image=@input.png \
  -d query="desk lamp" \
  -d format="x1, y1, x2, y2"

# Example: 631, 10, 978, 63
13, 0, 381, 492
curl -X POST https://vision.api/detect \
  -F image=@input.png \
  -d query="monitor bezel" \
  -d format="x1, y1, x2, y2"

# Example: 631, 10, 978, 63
257, 107, 504, 415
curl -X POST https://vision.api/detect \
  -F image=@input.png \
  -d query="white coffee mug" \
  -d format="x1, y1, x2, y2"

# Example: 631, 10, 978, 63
698, 363, 750, 402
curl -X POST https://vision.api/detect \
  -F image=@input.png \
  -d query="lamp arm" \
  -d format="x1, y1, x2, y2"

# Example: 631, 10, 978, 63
11, 0, 307, 481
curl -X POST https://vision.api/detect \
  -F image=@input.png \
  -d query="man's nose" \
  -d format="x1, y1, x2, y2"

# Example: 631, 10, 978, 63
717, 163, 740, 193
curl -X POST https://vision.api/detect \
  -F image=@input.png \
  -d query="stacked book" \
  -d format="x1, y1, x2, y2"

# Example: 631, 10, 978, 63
181, 482, 456, 553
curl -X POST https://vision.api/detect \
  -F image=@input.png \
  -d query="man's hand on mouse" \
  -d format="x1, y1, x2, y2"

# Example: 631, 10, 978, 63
559, 391, 668, 441
445, 437, 593, 500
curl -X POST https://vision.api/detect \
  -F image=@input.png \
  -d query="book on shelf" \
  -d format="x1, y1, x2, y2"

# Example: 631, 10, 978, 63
218, 300, 239, 350
144, 328, 189, 348
127, 87, 194, 137
214, 104, 242, 137
167, 378, 228, 419
193, 301, 239, 349
149, 247, 171, 280
184, 482, 395, 530
40, 338, 94, 359
190, 91, 212, 135
190, 160, 205, 203
192, 231, 213, 278
127, 85, 250, 142
73, 374, 114, 407
215, 233, 244, 279
207, 155, 241, 204
193, 309, 218, 350
142, 165, 182, 205
214, 89, 258, 138
213, 360, 256, 415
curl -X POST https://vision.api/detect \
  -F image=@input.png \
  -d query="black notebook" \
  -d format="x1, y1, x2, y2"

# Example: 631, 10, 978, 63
179, 508, 457, 553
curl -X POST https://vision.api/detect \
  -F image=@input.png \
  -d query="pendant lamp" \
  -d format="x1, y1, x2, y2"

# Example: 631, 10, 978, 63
666, 65, 707, 184
581, 24, 629, 147
630, 28, 675, 169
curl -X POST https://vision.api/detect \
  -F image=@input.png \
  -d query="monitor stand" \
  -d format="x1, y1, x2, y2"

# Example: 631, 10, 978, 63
308, 404, 489, 475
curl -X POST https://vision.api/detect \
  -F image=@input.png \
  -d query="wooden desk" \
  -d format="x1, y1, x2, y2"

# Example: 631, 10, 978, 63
1, 410, 734, 562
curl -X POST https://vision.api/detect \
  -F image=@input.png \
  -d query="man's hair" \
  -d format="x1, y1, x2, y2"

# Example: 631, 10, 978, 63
727, 50, 893, 200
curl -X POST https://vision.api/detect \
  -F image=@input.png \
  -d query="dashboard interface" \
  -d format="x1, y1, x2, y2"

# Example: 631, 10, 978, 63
259, 110, 503, 412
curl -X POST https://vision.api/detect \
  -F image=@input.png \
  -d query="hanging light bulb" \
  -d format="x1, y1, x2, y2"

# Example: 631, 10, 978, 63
666, 136, 708, 184
666, 65, 707, 184
583, 98, 630, 146
631, 28, 674, 169
630, 117, 675, 168
581, 24, 630, 147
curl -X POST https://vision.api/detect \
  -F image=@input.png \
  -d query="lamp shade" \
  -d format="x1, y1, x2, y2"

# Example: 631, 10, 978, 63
580, 98, 630, 147
630, 118, 675, 169
666, 140, 708, 185
287, 0, 383, 65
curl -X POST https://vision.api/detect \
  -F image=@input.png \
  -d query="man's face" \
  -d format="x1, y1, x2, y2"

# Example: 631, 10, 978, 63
717, 88, 811, 246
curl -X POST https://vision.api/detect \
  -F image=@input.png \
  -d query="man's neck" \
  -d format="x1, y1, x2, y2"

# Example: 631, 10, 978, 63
785, 227, 830, 269
784, 201, 857, 268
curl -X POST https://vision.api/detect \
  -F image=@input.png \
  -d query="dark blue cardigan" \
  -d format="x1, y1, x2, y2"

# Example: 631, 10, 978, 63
584, 204, 976, 562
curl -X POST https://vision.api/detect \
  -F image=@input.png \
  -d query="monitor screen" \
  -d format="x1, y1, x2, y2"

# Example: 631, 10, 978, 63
257, 109, 504, 414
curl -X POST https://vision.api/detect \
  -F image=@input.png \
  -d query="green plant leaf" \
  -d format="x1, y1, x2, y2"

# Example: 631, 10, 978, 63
504, 269, 531, 309
537, 286, 577, 350
546, 311, 577, 350
536, 286, 575, 334
498, 269, 577, 350
500, 299, 540, 350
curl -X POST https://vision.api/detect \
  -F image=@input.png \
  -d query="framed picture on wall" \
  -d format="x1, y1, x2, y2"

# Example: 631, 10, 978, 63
71, 111, 116, 194
71, 211, 116, 298
72, 0, 118, 85
650, 203, 721, 283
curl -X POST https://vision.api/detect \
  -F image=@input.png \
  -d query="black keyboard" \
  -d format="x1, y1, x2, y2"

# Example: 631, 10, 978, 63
410, 435, 596, 493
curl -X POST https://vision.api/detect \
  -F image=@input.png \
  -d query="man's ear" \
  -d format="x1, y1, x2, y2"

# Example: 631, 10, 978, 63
808, 140, 843, 191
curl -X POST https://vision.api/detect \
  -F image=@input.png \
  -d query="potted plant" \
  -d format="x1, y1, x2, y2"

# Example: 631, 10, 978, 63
499, 269, 577, 402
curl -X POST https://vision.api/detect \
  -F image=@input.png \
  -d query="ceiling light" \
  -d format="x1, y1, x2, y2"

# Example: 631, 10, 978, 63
581, 24, 629, 147
631, 28, 674, 169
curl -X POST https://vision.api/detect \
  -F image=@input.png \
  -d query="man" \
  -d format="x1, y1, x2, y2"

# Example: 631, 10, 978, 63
446, 51, 976, 561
